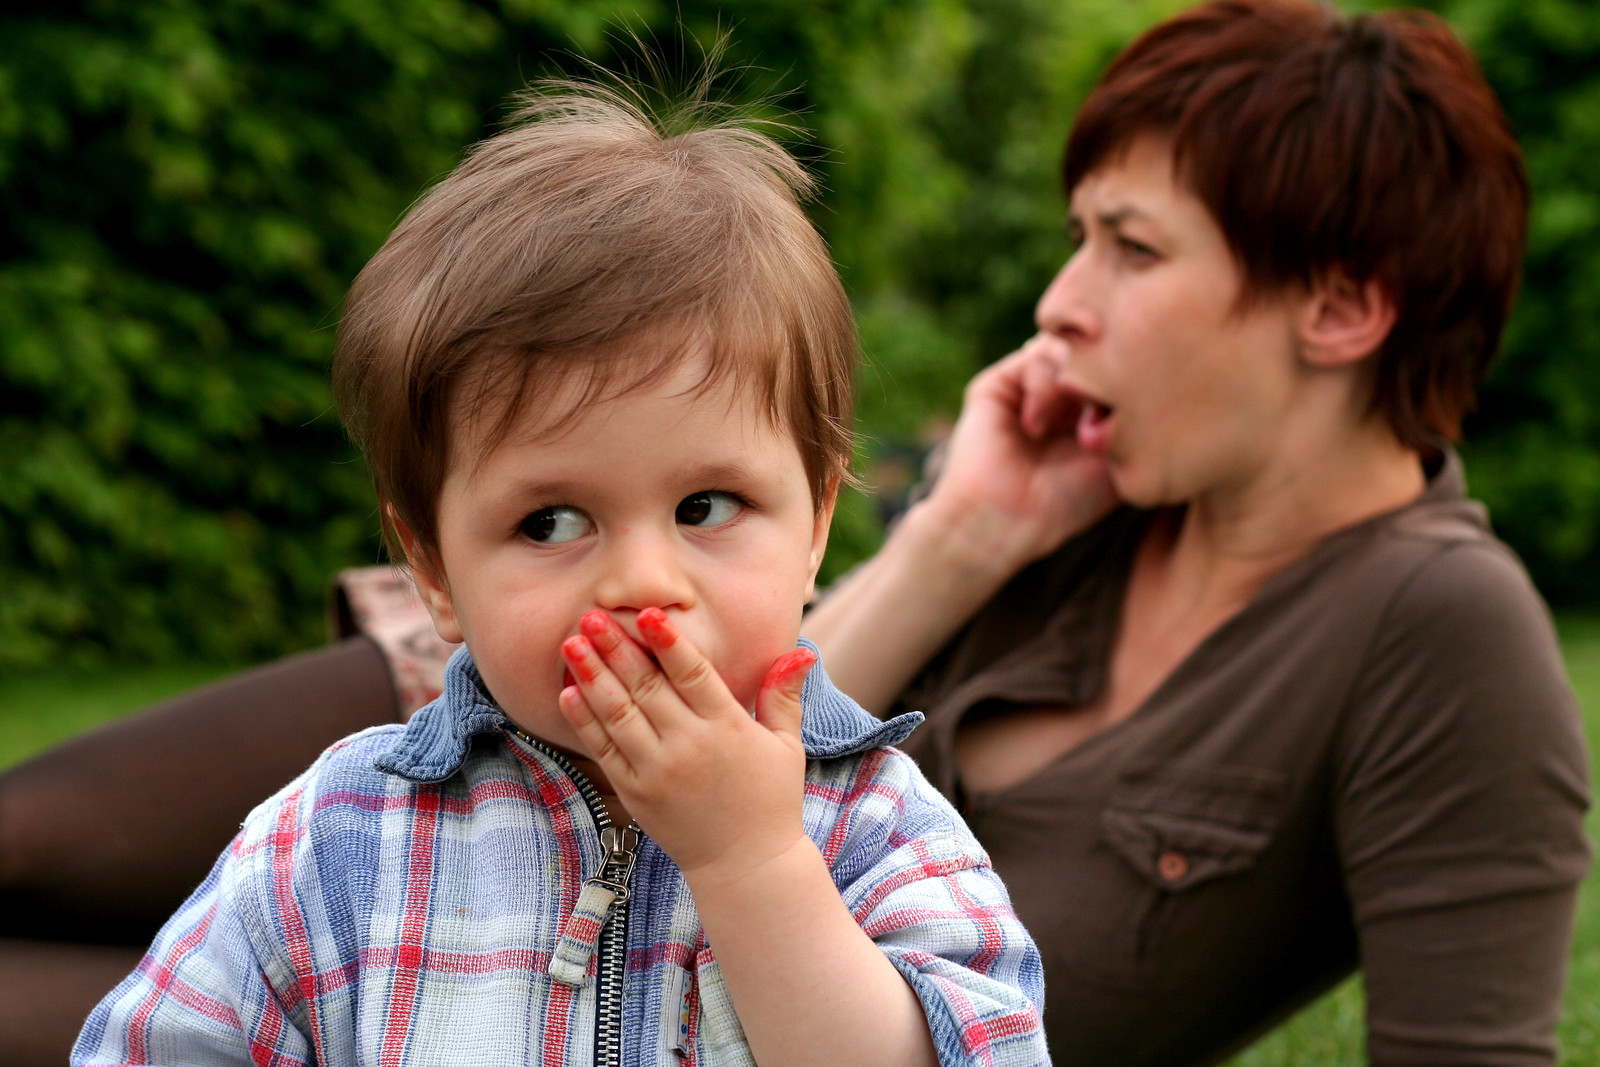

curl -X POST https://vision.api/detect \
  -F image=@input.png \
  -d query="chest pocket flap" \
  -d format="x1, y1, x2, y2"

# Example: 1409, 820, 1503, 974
1102, 764, 1288, 892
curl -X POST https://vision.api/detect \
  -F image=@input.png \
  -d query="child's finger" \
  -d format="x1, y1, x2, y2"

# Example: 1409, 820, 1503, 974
561, 635, 661, 755
753, 648, 815, 741
635, 607, 738, 719
556, 683, 633, 774
578, 611, 686, 721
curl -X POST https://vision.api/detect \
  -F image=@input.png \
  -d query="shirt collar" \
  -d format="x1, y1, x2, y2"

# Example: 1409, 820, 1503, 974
1420, 442, 1465, 504
376, 638, 922, 784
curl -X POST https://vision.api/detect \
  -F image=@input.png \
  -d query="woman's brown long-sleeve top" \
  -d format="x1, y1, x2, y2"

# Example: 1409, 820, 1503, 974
891, 450, 1591, 1066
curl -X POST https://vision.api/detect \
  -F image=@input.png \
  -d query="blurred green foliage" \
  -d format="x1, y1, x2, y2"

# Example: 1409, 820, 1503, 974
1447, 0, 1600, 604
1, 0, 1596, 669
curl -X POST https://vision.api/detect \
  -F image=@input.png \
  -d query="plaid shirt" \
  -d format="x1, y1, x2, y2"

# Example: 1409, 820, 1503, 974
74, 644, 1048, 1066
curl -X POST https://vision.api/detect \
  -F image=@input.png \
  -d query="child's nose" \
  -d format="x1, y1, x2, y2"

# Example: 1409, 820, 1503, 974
592, 528, 695, 614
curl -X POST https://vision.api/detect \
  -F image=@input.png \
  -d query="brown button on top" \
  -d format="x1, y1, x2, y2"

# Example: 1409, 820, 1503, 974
1157, 850, 1189, 883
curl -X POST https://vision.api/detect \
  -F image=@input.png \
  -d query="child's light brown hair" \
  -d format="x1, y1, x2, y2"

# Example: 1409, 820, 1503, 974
333, 78, 856, 569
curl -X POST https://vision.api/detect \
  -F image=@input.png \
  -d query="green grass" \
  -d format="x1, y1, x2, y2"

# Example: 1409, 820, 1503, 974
4, 620, 1599, 1063
1229, 615, 1600, 1066
1554, 616, 1600, 1066
0, 663, 236, 769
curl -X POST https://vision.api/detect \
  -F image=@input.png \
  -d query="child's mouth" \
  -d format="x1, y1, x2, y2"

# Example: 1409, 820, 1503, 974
560, 653, 662, 691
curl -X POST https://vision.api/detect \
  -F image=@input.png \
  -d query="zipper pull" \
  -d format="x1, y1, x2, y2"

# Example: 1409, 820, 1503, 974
597, 825, 642, 895
549, 826, 640, 987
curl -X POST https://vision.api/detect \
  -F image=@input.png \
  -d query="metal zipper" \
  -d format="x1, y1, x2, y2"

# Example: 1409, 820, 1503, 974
507, 727, 641, 1067
594, 858, 631, 1067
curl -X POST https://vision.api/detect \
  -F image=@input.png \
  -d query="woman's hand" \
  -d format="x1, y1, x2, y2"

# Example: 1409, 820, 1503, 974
923, 333, 1117, 571
804, 336, 1116, 716
556, 608, 812, 879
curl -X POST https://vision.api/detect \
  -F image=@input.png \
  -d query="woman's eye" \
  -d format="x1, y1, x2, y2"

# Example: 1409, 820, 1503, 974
520, 506, 592, 544
1064, 219, 1085, 253
1118, 236, 1157, 261
676, 491, 743, 528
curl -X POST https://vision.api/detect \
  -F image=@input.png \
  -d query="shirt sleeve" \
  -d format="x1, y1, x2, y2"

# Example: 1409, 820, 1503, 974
70, 830, 313, 1067
1334, 540, 1591, 1066
807, 748, 1050, 1067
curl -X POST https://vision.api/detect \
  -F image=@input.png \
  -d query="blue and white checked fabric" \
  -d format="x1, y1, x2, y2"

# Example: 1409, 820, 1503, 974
73, 644, 1048, 1066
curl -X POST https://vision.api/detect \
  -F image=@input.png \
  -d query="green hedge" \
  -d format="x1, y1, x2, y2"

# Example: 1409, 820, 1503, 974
3, 0, 1597, 669
1453, 0, 1600, 603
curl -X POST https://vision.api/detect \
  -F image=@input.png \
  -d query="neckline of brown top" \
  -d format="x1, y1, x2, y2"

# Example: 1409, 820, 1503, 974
903, 448, 1464, 802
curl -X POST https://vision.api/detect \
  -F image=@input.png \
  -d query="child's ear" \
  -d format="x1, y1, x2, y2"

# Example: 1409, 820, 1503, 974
1296, 271, 1397, 370
389, 506, 464, 645
804, 478, 841, 599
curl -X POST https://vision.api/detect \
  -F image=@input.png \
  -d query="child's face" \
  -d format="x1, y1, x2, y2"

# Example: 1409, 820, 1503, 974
409, 356, 835, 757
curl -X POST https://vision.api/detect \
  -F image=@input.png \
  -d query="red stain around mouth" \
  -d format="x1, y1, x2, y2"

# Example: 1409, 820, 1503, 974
637, 607, 676, 648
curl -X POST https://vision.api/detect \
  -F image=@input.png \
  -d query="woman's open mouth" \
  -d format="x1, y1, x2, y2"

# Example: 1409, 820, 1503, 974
1076, 398, 1115, 455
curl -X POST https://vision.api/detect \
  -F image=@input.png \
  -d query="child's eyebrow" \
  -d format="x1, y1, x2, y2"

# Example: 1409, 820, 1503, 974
674, 460, 769, 486
487, 460, 771, 506
481, 476, 589, 504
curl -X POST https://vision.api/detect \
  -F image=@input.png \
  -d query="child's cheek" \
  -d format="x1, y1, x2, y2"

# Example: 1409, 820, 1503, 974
468, 627, 563, 728
720, 631, 805, 713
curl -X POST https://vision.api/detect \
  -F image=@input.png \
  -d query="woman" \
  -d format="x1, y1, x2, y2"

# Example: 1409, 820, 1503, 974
2, 2, 1589, 1064
806, 2, 1589, 1062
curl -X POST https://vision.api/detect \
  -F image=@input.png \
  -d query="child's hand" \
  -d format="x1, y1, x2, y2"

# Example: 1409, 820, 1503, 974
557, 608, 816, 882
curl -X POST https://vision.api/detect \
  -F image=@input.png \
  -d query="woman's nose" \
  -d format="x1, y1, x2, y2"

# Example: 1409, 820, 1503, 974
592, 527, 696, 615
1035, 252, 1096, 342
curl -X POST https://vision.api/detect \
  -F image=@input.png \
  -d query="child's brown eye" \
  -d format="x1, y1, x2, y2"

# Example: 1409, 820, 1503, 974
676, 492, 742, 528
521, 506, 592, 544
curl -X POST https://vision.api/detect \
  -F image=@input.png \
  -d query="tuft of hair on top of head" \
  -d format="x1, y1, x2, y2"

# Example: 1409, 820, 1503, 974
515, 30, 800, 151
332, 49, 856, 570
1064, 0, 1527, 453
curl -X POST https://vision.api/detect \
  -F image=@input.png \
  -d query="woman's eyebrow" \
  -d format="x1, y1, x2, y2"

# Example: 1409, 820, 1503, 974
1065, 206, 1148, 231
1097, 207, 1146, 229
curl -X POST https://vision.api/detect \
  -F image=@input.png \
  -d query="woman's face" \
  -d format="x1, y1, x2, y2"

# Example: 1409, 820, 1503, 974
1036, 136, 1308, 509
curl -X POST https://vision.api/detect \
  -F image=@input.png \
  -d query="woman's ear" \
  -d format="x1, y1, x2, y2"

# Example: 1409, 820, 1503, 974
1297, 272, 1397, 369
389, 506, 464, 645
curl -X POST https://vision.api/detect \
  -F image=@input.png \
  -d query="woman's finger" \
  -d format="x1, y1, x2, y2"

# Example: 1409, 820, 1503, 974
635, 608, 739, 719
1016, 337, 1081, 440
560, 635, 662, 754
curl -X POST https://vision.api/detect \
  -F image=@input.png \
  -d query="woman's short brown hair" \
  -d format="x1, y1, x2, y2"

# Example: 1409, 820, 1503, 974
333, 81, 855, 567
1064, 0, 1527, 450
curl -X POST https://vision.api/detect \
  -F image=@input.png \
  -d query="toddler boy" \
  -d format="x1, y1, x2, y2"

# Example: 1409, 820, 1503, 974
73, 81, 1046, 1066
